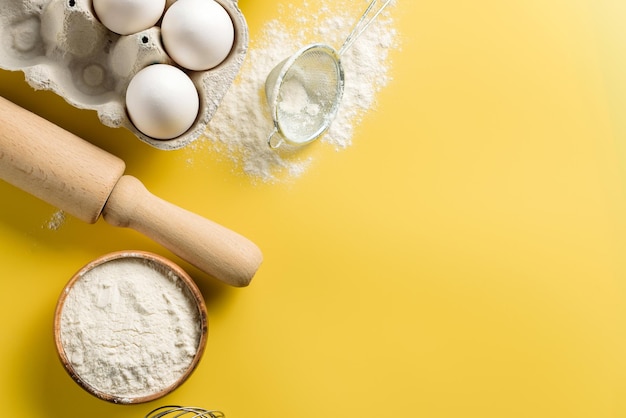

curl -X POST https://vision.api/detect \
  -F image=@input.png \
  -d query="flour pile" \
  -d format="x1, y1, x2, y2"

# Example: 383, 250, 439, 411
59, 257, 202, 400
192, 0, 399, 182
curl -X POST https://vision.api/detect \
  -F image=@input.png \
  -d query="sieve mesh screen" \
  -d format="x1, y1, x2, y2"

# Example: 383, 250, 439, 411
275, 47, 343, 143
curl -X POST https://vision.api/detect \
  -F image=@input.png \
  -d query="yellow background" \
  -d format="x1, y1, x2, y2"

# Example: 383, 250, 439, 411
2, 0, 626, 417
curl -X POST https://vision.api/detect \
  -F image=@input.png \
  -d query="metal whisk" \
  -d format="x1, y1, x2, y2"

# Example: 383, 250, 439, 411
145, 405, 225, 418
264, 0, 394, 149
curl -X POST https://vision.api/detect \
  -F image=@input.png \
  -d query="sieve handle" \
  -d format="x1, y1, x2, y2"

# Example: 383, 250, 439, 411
267, 126, 284, 149
339, 0, 393, 55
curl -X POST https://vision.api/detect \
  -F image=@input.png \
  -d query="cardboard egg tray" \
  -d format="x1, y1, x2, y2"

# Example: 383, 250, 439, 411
0, 0, 248, 150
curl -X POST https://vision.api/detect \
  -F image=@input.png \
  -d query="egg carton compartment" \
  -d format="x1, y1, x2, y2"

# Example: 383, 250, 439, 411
0, 0, 248, 150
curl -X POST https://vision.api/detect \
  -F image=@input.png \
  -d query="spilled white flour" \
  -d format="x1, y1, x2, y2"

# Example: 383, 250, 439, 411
44, 209, 65, 230
191, 0, 400, 182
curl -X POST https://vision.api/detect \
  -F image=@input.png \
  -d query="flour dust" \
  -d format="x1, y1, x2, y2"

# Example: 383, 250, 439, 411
189, 0, 400, 182
44, 209, 65, 230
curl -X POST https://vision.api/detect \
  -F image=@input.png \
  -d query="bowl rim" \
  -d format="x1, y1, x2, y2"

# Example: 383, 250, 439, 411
53, 250, 208, 404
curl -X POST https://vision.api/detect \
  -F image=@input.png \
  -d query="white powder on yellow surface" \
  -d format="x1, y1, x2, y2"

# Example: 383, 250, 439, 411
44, 209, 65, 230
190, 0, 399, 182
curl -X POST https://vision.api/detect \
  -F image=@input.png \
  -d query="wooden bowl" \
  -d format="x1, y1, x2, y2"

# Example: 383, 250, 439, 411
53, 250, 208, 404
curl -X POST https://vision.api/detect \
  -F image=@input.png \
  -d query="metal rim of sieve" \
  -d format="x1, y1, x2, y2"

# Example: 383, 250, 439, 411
265, 43, 345, 149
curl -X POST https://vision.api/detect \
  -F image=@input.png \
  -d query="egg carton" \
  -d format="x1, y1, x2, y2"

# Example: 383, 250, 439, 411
0, 0, 248, 150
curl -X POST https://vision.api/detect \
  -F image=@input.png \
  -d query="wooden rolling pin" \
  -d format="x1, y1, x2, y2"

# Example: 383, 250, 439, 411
0, 95, 262, 287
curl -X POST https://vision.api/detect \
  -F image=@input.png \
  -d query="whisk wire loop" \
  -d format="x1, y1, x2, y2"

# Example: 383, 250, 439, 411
145, 405, 225, 418
339, 0, 394, 55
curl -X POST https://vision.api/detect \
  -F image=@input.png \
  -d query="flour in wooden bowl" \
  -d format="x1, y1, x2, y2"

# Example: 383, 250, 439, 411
54, 251, 207, 404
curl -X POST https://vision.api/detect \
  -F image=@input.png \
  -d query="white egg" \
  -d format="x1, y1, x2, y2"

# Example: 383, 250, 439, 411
161, 0, 235, 71
125, 64, 200, 140
93, 0, 166, 35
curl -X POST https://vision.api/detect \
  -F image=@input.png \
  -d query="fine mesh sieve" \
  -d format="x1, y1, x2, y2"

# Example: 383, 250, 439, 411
265, 0, 393, 149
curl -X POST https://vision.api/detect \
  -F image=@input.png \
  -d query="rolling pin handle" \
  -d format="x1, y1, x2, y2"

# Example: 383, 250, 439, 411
102, 175, 262, 287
